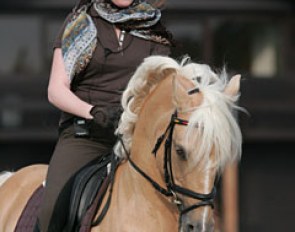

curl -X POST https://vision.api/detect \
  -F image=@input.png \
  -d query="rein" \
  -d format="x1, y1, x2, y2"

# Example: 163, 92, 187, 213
119, 111, 216, 224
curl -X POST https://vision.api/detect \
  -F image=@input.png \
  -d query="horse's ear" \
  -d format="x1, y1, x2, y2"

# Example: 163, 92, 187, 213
224, 74, 241, 97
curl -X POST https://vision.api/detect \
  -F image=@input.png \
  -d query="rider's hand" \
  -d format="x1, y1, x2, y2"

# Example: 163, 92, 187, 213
90, 106, 123, 129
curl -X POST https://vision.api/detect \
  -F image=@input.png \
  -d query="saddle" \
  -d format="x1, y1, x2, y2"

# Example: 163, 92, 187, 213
64, 154, 112, 232
14, 153, 117, 232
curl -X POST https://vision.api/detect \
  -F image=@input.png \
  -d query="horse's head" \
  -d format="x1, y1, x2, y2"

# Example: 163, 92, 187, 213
115, 56, 242, 232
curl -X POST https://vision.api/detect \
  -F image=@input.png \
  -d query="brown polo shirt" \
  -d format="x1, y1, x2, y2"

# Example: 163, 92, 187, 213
53, 7, 171, 125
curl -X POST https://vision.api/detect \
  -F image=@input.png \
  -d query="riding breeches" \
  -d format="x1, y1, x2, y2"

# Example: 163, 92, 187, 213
37, 125, 114, 232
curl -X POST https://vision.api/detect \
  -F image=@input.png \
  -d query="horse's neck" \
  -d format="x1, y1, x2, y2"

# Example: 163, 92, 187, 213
118, 121, 166, 201
92, 161, 177, 232
112, 75, 177, 214
122, 75, 175, 198
95, 76, 178, 231
117, 162, 163, 202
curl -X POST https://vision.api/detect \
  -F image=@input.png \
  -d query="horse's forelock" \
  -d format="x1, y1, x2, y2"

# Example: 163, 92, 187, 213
183, 69, 242, 171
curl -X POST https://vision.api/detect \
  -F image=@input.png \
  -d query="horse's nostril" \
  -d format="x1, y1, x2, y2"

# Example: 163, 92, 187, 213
184, 222, 215, 232
186, 224, 194, 232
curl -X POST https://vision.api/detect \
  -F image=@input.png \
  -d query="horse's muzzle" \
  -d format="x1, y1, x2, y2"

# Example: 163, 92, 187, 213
181, 220, 215, 232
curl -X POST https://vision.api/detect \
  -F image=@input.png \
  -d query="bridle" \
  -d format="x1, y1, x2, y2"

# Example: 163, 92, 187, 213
119, 111, 216, 224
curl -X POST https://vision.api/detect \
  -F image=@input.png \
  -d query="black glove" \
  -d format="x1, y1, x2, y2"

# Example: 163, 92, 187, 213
90, 105, 123, 129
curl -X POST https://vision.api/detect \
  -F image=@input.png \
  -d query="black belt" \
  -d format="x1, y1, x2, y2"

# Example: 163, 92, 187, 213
58, 117, 90, 136
58, 117, 117, 144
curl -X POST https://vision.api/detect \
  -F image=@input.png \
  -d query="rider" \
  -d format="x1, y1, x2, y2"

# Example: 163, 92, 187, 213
37, 0, 174, 231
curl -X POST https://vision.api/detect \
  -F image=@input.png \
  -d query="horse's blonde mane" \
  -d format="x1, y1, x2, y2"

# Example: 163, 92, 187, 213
115, 56, 242, 170
114, 56, 180, 157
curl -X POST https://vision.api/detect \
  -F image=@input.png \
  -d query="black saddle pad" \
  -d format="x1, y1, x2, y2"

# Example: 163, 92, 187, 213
14, 185, 44, 232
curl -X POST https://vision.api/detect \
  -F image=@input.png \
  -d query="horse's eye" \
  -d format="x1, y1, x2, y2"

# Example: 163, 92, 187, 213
175, 145, 187, 160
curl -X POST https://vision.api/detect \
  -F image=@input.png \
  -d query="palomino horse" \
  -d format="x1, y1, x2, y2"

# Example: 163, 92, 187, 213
0, 56, 242, 232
